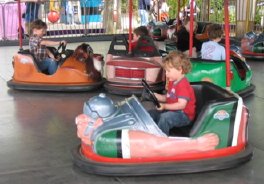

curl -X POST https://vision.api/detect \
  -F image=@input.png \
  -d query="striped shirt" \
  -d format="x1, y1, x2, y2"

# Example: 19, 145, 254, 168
29, 35, 47, 61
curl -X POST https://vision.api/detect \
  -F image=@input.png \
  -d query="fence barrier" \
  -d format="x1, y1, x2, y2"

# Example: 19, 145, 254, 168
0, 0, 263, 46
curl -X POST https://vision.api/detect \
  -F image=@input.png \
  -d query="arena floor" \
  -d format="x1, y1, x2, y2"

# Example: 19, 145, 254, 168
0, 42, 263, 183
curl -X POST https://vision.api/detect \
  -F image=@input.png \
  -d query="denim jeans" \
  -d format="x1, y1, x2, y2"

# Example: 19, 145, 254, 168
139, 9, 149, 26
148, 109, 191, 135
39, 58, 58, 75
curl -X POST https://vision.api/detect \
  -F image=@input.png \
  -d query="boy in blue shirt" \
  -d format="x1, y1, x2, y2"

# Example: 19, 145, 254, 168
201, 24, 226, 60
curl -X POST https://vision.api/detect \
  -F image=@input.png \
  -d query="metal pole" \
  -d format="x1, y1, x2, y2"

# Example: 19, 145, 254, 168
157, 0, 160, 21
128, 0, 132, 54
177, 0, 180, 22
1, 5, 6, 40
189, 0, 194, 57
208, 0, 210, 21
224, 0, 231, 89
245, 0, 250, 33
17, 0, 23, 50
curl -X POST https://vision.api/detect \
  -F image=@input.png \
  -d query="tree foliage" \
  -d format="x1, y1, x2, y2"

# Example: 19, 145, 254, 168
166, 0, 229, 23
167, 0, 179, 18
119, 0, 259, 25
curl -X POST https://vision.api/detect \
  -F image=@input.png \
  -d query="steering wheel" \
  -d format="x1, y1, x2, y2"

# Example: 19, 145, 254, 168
46, 42, 67, 61
54, 42, 67, 60
141, 79, 161, 108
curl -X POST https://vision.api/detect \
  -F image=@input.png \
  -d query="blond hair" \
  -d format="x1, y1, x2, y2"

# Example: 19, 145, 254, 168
162, 51, 192, 74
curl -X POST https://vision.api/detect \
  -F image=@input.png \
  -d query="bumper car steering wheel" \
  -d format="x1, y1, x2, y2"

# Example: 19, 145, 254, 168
54, 42, 67, 60
141, 79, 161, 108
47, 42, 67, 61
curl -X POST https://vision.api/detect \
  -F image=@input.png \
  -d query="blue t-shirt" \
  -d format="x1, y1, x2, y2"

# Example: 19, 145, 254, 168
201, 40, 226, 60
25, 2, 40, 22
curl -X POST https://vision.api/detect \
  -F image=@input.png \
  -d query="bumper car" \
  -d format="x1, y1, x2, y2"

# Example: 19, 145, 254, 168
148, 20, 176, 41
72, 80, 253, 176
239, 31, 264, 60
7, 43, 104, 92
164, 41, 255, 98
104, 35, 165, 96
163, 15, 254, 98
186, 49, 255, 98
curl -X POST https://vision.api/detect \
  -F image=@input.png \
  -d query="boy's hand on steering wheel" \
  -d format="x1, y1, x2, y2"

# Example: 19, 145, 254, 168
157, 103, 165, 111
60, 40, 67, 46
55, 55, 61, 61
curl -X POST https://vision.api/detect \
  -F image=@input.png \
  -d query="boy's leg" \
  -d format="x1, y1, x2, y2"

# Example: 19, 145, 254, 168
37, 59, 50, 72
139, 9, 146, 26
42, 58, 58, 74
157, 111, 190, 135
148, 109, 161, 124
47, 58, 58, 74
144, 10, 149, 25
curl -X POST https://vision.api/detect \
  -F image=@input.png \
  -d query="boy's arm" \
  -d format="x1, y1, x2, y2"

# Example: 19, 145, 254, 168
158, 98, 187, 111
40, 40, 67, 47
46, 49, 55, 59
154, 93, 166, 102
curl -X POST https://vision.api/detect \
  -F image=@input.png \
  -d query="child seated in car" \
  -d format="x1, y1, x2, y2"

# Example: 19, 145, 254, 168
201, 24, 226, 60
131, 25, 161, 56
131, 26, 150, 51
148, 51, 196, 135
29, 19, 67, 74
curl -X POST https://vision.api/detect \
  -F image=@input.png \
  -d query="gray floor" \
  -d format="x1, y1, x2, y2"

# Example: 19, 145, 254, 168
0, 42, 264, 184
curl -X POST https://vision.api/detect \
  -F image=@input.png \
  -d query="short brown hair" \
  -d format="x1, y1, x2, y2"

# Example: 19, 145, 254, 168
133, 26, 149, 37
207, 24, 223, 40
30, 19, 48, 35
162, 51, 192, 74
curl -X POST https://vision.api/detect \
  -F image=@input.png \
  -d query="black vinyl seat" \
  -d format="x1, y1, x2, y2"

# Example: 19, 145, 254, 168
169, 82, 235, 137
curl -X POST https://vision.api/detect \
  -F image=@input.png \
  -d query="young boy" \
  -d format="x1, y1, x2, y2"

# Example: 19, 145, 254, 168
148, 51, 196, 135
201, 24, 226, 60
131, 25, 150, 50
29, 19, 67, 74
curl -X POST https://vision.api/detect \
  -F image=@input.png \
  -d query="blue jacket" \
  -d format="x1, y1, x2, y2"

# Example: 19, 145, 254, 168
138, 0, 150, 10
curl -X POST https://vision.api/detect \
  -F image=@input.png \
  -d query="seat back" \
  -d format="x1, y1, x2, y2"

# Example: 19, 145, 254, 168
133, 35, 161, 57
189, 82, 236, 137
191, 82, 232, 117
108, 35, 129, 56
19, 49, 73, 74
169, 82, 233, 137
18, 49, 44, 72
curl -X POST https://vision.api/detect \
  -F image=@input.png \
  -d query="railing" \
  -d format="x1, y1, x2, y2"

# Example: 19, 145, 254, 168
1, 0, 264, 45
254, 24, 264, 33
0, 0, 139, 44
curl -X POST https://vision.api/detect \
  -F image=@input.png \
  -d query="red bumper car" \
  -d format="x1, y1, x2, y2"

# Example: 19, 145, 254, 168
104, 35, 165, 95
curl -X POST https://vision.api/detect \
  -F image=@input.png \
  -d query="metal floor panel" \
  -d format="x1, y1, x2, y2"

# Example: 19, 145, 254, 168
0, 43, 263, 183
